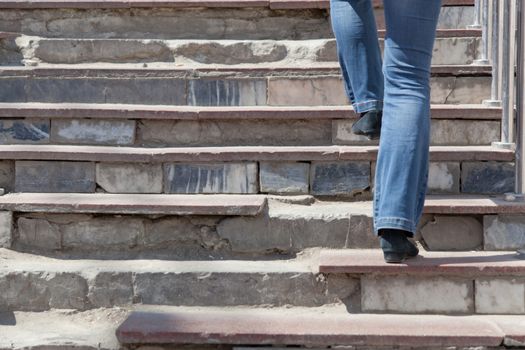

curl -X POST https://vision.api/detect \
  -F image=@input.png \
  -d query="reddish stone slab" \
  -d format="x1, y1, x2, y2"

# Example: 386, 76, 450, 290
0, 193, 267, 215
490, 317, 525, 346
319, 249, 525, 276
116, 308, 503, 347
0, 103, 500, 120
424, 195, 525, 214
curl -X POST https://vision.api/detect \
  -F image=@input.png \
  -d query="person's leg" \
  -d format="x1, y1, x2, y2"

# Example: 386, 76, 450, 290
374, 0, 442, 239
329, 0, 384, 114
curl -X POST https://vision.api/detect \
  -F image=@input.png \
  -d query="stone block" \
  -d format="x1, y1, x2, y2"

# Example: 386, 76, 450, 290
0, 78, 26, 102
96, 163, 163, 193
15, 161, 96, 193
430, 37, 480, 65
268, 77, 348, 106
259, 162, 309, 194
188, 79, 266, 106
431, 77, 491, 104
475, 278, 525, 314
361, 276, 473, 314
61, 217, 144, 250
0, 119, 49, 144
461, 162, 515, 194
484, 215, 525, 250
430, 119, 500, 146
51, 119, 135, 145
138, 119, 332, 147
142, 217, 209, 248
332, 119, 378, 146
0, 211, 12, 248
20, 78, 186, 105
427, 162, 460, 194
164, 163, 258, 194
47, 273, 89, 310
0, 161, 15, 192
310, 161, 370, 196
420, 216, 483, 251
16, 217, 61, 250
133, 271, 360, 307
88, 272, 133, 308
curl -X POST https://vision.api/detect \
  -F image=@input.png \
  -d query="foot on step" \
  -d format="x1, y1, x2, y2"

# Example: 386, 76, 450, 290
351, 110, 382, 140
379, 228, 419, 264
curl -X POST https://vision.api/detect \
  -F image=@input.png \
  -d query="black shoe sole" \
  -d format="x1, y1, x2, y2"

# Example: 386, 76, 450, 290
383, 252, 407, 263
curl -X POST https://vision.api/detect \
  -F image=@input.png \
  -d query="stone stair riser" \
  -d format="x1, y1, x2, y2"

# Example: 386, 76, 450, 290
0, 159, 513, 195
4, 37, 480, 66
3, 202, 525, 256
0, 117, 501, 147
0, 7, 474, 40
0, 75, 491, 105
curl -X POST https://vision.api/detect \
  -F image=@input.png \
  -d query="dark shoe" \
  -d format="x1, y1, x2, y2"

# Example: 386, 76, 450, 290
351, 110, 382, 140
379, 229, 419, 263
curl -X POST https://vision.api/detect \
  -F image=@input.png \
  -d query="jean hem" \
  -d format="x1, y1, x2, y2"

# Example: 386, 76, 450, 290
353, 100, 383, 114
374, 217, 416, 236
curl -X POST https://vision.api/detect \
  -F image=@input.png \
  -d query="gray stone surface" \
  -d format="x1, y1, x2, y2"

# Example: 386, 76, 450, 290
164, 163, 258, 194
461, 162, 515, 194
484, 215, 525, 250
259, 162, 310, 194
188, 79, 266, 106
427, 162, 460, 194
420, 216, 483, 251
310, 161, 370, 196
137, 119, 332, 147
430, 76, 491, 104
0, 211, 12, 248
0, 161, 15, 193
15, 161, 96, 193
88, 272, 133, 308
0, 120, 49, 144
475, 278, 525, 314
430, 120, 500, 146
96, 163, 163, 193
61, 217, 144, 250
0, 78, 186, 105
361, 276, 473, 314
133, 271, 360, 308
142, 216, 218, 249
268, 77, 348, 106
217, 201, 377, 253
16, 217, 61, 250
332, 119, 378, 146
51, 119, 136, 145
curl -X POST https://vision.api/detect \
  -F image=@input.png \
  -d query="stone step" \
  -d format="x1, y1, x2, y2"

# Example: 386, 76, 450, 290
0, 103, 501, 147
0, 3, 474, 41
0, 145, 512, 195
2, 194, 525, 258
2, 247, 525, 315
7, 307, 525, 350
0, 65, 491, 105
116, 305, 524, 347
5, 32, 481, 66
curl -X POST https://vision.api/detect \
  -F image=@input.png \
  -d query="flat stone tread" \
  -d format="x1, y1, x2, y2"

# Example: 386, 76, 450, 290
116, 305, 505, 347
0, 193, 267, 215
0, 248, 312, 273
0, 308, 129, 350
319, 249, 525, 276
0, 103, 500, 120
0, 64, 492, 77
0, 0, 473, 9
0, 145, 514, 162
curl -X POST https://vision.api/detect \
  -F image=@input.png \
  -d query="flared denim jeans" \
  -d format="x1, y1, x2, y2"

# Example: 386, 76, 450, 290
330, 0, 442, 235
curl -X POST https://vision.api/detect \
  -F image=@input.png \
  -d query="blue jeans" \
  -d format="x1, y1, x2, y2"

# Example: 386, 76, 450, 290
330, 0, 442, 235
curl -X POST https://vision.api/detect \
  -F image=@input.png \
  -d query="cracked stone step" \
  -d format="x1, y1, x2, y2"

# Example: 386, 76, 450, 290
0, 3, 474, 42
116, 305, 512, 347
2, 194, 525, 259
0, 65, 490, 105
6, 34, 481, 66
0, 103, 503, 147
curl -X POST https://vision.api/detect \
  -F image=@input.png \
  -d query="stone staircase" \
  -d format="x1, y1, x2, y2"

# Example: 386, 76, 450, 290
1, 0, 524, 349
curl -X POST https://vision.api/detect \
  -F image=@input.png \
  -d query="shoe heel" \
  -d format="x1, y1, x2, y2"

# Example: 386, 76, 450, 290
383, 252, 406, 264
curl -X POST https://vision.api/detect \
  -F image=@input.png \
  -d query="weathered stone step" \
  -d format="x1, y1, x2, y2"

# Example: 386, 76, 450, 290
1, 308, 128, 350
0, 2, 474, 41
0, 103, 501, 147
0, 145, 512, 195
7, 34, 480, 66
0, 65, 491, 105
116, 305, 523, 347
3, 194, 525, 258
